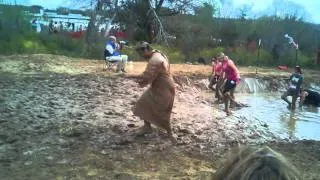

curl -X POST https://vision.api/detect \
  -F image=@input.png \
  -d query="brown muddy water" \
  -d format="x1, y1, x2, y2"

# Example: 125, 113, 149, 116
231, 77, 320, 140
236, 93, 320, 140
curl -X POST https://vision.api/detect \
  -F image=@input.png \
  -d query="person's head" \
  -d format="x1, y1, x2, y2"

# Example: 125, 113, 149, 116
212, 57, 217, 62
217, 52, 228, 62
135, 41, 153, 59
211, 57, 218, 65
214, 146, 301, 180
109, 36, 116, 43
294, 66, 302, 74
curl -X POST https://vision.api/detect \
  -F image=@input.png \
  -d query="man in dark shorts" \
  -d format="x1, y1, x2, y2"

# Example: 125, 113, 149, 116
300, 89, 320, 107
281, 66, 303, 110
219, 53, 240, 115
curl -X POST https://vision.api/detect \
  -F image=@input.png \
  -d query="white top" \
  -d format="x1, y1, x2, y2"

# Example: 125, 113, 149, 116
106, 44, 114, 54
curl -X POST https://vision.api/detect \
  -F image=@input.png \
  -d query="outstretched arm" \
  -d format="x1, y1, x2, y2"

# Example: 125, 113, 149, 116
137, 61, 161, 87
228, 60, 240, 78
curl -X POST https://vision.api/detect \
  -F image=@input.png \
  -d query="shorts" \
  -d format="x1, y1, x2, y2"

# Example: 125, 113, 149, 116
284, 88, 300, 97
223, 80, 237, 93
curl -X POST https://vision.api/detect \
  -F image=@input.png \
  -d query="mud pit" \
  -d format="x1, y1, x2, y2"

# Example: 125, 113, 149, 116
0, 54, 320, 179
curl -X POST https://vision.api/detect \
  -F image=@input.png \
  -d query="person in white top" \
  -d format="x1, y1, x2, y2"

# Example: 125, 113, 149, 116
104, 36, 128, 72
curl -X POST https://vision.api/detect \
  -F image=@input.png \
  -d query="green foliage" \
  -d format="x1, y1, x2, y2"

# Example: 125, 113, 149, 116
0, 4, 85, 57
197, 47, 225, 59
151, 45, 185, 64
1, 3, 319, 69
228, 47, 256, 65
121, 47, 139, 61
298, 53, 314, 67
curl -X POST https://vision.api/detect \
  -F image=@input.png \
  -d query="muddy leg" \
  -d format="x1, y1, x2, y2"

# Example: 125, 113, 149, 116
215, 80, 224, 103
136, 121, 152, 136
215, 81, 221, 100
229, 89, 236, 108
281, 91, 291, 108
208, 76, 215, 91
224, 92, 231, 115
299, 91, 307, 107
292, 95, 297, 110
166, 126, 177, 143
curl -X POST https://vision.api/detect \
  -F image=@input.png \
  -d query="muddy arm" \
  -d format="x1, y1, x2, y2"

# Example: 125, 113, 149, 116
229, 60, 240, 78
137, 61, 160, 87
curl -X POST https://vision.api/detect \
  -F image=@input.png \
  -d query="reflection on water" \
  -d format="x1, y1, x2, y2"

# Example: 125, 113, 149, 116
236, 93, 320, 140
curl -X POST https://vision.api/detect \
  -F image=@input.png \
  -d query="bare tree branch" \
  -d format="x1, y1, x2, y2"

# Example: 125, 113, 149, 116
155, 0, 164, 12
147, 6, 169, 46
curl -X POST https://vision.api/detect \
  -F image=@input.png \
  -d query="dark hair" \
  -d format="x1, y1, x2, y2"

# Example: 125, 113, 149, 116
295, 66, 302, 74
135, 41, 152, 52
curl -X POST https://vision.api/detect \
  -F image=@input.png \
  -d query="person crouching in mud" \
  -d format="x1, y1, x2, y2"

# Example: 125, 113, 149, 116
219, 53, 241, 116
300, 89, 320, 107
208, 57, 223, 102
281, 66, 303, 110
126, 42, 177, 141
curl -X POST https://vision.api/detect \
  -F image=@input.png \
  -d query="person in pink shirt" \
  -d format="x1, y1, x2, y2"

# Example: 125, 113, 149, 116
208, 57, 224, 101
218, 52, 240, 115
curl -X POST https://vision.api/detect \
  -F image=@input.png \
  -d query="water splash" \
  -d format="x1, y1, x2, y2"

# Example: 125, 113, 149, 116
237, 78, 269, 94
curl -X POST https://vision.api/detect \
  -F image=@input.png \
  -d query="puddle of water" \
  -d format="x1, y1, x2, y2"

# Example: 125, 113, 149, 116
236, 93, 320, 140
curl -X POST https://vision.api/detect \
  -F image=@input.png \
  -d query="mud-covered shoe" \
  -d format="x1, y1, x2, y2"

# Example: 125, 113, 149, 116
169, 134, 178, 144
121, 68, 127, 73
224, 109, 232, 116
136, 125, 152, 136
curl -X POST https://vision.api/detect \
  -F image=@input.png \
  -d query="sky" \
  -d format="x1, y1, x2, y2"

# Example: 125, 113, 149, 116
216, 0, 320, 24
3, 0, 320, 24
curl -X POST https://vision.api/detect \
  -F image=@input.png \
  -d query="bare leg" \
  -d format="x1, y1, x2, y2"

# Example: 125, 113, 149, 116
281, 91, 291, 108
229, 89, 236, 108
224, 92, 231, 115
216, 80, 224, 103
215, 80, 221, 100
291, 95, 297, 110
299, 91, 307, 107
208, 76, 215, 91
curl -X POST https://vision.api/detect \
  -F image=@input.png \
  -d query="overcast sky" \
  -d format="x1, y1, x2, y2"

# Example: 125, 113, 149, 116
4, 0, 320, 24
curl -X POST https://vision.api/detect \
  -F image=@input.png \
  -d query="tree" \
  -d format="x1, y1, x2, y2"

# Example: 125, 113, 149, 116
77, 0, 196, 44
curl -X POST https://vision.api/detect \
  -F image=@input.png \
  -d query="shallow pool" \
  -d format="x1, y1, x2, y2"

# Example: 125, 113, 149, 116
236, 93, 320, 140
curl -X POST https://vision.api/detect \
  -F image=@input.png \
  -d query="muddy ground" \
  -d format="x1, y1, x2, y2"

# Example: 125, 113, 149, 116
0, 54, 319, 180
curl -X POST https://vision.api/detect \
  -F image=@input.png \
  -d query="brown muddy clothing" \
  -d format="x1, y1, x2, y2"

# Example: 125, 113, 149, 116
133, 51, 175, 131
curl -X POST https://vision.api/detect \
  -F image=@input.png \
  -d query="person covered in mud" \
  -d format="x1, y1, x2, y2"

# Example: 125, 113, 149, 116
213, 146, 301, 180
219, 52, 241, 115
208, 57, 224, 102
104, 35, 128, 73
126, 42, 176, 141
300, 89, 320, 107
281, 66, 303, 110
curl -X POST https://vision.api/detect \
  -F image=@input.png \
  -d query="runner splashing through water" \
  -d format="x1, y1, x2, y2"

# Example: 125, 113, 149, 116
281, 66, 303, 110
218, 53, 240, 116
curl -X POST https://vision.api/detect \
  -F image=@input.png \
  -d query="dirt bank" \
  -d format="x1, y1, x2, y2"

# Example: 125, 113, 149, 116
0, 54, 319, 179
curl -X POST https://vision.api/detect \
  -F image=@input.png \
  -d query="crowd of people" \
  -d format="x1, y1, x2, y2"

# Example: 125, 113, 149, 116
208, 54, 320, 114
102, 37, 319, 179
208, 52, 241, 115
30, 19, 87, 34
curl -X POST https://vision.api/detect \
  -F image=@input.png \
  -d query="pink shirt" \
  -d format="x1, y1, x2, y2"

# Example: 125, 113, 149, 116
214, 62, 223, 76
222, 60, 240, 83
